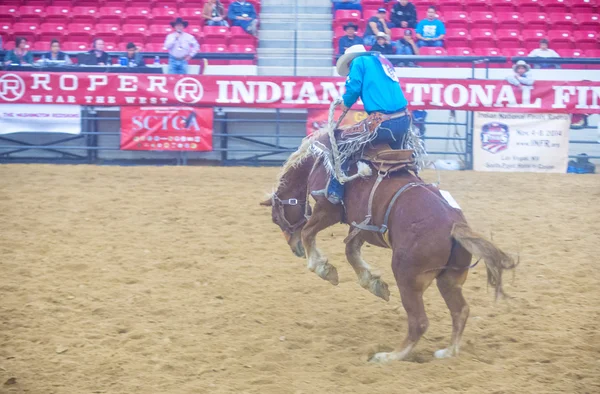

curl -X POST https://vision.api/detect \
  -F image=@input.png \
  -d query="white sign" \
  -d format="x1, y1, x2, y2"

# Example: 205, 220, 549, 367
0, 104, 81, 134
473, 112, 571, 173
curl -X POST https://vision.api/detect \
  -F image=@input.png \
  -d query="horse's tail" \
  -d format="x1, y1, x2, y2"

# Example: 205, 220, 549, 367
451, 222, 518, 300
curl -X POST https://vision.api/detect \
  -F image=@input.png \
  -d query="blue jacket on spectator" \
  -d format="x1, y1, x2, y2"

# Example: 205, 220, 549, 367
227, 1, 257, 20
339, 35, 363, 55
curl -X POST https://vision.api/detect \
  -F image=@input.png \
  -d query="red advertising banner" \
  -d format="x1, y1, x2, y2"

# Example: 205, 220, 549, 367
120, 107, 213, 151
1, 72, 599, 113
306, 108, 368, 135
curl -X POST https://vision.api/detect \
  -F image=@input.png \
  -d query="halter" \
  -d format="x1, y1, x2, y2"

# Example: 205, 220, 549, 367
271, 192, 311, 234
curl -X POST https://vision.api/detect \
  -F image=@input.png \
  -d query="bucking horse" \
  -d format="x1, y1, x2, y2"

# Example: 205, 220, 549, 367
260, 103, 517, 363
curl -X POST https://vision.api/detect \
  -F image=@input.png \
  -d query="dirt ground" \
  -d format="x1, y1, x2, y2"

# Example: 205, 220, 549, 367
0, 165, 599, 394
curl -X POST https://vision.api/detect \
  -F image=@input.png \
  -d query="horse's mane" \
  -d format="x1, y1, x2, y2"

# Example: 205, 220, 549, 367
273, 132, 319, 192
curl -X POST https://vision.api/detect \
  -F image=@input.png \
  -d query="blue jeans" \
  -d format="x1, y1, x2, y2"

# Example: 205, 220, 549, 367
206, 20, 228, 26
417, 39, 444, 47
168, 56, 188, 74
327, 114, 411, 201
333, 2, 362, 11
396, 41, 415, 55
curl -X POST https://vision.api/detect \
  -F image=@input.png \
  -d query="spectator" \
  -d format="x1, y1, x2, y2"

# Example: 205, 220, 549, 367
125, 42, 145, 66
506, 60, 534, 88
415, 6, 445, 47
4, 37, 33, 65
164, 17, 199, 74
528, 39, 560, 69
227, 0, 259, 37
88, 38, 110, 65
370, 32, 395, 54
338, 22, 363, 55
364, 8, 392, 47
332, 0, 362, 12
396, 29, 418, 55
203, 0, 228, 27
391, 0, 417, 28
45, 39, 72, 64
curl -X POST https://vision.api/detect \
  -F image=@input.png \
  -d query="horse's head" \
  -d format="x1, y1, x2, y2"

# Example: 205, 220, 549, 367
260, 189, 311, 258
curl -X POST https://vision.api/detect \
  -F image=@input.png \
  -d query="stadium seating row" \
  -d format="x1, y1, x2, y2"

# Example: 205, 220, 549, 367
359, 0, 597, 13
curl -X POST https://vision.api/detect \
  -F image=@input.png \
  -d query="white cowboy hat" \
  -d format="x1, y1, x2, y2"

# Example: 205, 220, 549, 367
376, 31, 390, 41
336, 44, 369, 77
512, 60, 531, 72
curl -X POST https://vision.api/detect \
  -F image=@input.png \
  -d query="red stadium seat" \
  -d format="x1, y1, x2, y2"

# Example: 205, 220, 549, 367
470, 11, 496, 29
334, 10, 362, 23
418, 47, 448, 67
151, 7, 178, 25
490, 0, 518, 12
12, 22, 38, 41
144, 43, 166, 52
470, 28, 495, 48
230, 26, 255, 45
97, 7, 125, 24
66, 23, 94, 42
575, 13, 600, 30
124, 7, 152, 24
522, 29, 548, 49
18, 6, 45, 24
438, 0, 463, 12
522, 13, 549, 29
179, 8, 204, 19
474, 47, 502, 56
33, 41, 49, 50
496, 28, 522, 48
463, 0, 490, 12
95, 24, 122, 43
496, 12, 522, 29
444, 11, 469, 29
148, 25, 174, 43
445, 28, 469, 47
333, 25, 346, 39
362, 9, 379, 21
447, 46, 475, 55
556, 48, 585, 69
39, 23, 67, 41
543, 0, 571, 13
585, 49, 600, 57
188, 25, 203, 37
547, 30, 574, 49
229, 44, 256, 65
547, 13, 577, 31
201, 44, 228, 65
570, 0, 597, 13
71, 6, 98, 25
502, 48, 528, 62
573, 30, 599, 50
203, 26, 230, 45
0, 6, 18, 23
44, 6, 71, 24
0, 23, 12, 44
121, 24, 149, 43
516, 0, 544, 13
62, 42, 89, 51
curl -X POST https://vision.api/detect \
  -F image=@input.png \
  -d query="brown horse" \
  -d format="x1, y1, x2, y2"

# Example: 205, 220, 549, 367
260, 134, 517, 362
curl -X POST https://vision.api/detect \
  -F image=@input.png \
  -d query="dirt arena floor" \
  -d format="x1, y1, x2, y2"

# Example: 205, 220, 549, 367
0, 164, 599, 394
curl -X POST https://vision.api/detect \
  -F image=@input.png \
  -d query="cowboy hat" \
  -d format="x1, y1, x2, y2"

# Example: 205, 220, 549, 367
513, 60, 530, 72
336, 44, 370, 77
343, 22, 359, 31
170, 17, 189, 28
376, 31, 390, 41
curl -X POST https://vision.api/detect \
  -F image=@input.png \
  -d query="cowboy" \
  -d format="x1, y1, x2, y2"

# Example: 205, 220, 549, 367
315, 44, 410, 205
164, 17, 200, 74
506, 60, 534, 88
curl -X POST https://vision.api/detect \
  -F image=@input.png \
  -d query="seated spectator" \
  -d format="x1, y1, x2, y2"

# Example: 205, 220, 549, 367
528, 39, 560, 69
415, 6, 445, 47
332, 0, 362, 12
370, 32, 395, 54
45, 39, 72, 64
391, 0, 417, 28
338, 22, 363, 55
125, 42, 145, 66
506, 60, 534, 88
396, 29, 418, 55
89, 38, 110, 65
227, 0, 259, 37
3, 37, 33, 65
203, 0, 228, 27
364, 8, 392, 47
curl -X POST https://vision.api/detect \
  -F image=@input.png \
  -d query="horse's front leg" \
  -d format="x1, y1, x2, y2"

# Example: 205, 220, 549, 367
301, 200, 342, 285
345, 236, 390, 301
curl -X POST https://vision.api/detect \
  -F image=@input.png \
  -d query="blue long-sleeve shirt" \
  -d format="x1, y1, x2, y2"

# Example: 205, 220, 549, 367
227, 1, 257, 20
342, 54, 408, 114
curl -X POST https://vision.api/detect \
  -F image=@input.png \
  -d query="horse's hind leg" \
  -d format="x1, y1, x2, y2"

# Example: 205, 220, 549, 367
301, 201, 342, 285
370, 269, 437, 363
434, 268, 470, 359
345, 236, 390, 301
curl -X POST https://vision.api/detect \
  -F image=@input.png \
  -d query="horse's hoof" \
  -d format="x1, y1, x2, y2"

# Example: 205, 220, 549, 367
370, 278, 390, 302
434, 348, 456, 359
316, 263, 339, 286
369, 352, 393, 364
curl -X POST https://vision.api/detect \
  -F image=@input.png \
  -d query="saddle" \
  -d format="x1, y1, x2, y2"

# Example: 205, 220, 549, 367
361, 145, 416, 174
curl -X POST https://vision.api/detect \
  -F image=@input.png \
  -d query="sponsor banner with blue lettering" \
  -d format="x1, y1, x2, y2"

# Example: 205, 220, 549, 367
0, 104, 81, 134
473, 112, 571, 173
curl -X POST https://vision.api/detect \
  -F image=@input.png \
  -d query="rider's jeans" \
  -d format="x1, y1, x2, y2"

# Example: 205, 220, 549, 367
327, 115, 411, 201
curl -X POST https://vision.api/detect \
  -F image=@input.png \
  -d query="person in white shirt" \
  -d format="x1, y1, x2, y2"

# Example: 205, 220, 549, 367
528, 39, 560, 69
506, 60, 534, 89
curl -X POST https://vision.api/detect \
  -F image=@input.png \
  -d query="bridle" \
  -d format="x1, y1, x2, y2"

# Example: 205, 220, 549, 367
271, 192, 311, 234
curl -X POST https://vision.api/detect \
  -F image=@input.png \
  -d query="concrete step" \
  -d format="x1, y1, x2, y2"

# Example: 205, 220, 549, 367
259, 30, 333, 40
257, 66, 334, 77
258, 47, 333, 56
260, 5, 332, 14
258, 56, 333, 68
260, 39, 333, 49
259, 20, 332, 31
260, 0, 332, 7
259, 13, 332, 21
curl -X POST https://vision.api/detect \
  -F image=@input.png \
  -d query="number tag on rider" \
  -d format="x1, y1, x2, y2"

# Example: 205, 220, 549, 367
440, 190, 461, 210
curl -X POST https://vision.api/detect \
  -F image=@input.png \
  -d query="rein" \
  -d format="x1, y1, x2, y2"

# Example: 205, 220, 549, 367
271, 192, 311, 234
